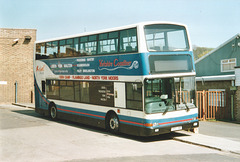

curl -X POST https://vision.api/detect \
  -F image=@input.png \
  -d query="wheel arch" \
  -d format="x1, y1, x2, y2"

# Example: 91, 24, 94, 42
105, 110, 118, 129
48, 102, 56, 112
48, 101, 57, 119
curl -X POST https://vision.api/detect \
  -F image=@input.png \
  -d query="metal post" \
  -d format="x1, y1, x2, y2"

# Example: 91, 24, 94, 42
202, 90, 206, 120
15, 81, 18, 103
231, 94, 234, 121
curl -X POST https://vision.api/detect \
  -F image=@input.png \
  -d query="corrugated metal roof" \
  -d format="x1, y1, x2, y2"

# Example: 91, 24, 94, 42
195, 33, 240, 64
196, 74, 235, 82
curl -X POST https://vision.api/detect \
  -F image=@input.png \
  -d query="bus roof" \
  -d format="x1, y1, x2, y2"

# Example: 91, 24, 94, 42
35, 21, 187, 43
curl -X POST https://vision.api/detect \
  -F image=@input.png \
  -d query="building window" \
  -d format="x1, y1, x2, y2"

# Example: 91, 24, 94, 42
221, 58, 236, 72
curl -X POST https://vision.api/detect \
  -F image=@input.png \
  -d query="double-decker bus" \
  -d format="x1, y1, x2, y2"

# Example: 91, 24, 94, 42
34, 21, 198, 136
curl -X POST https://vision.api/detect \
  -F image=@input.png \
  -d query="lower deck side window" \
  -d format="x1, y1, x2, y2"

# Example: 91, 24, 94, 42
45, 80, 144, 110
46, 80, 114, 107
126, 83, 143, 111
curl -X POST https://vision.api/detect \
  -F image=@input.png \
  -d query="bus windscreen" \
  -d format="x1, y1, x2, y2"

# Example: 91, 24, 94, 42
144, 24, 189, 52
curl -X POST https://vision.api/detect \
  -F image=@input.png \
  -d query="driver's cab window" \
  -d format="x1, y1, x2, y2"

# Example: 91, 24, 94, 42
144, 78, 175, 114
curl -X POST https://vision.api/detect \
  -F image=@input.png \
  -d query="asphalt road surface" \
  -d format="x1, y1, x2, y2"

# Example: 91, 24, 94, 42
1, 105, 240, 162
199, 120, 240, 142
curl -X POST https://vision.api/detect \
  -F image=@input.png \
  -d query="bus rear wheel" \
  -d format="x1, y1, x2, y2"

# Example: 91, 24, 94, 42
107, 113, 119, 134
49, 105, 57, 120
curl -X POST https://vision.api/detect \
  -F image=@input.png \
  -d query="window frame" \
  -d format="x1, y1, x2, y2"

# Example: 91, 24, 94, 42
221, 58, 237, 72
46, 80, 116, 107
119, 28, 138, 53
144, 24, 190, 52
98, 31, 119, 55
125, 82, 143, 111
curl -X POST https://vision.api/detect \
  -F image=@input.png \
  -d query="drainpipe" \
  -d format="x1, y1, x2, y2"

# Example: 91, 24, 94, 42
230, 80, 236, 121
14, 81, 18, 103
231, 95, 234, 120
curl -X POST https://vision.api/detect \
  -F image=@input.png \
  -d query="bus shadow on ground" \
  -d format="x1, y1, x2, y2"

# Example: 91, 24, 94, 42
12, 109, 190, 142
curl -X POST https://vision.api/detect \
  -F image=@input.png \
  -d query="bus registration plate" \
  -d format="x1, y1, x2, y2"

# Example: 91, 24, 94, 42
171, 126, 182, 131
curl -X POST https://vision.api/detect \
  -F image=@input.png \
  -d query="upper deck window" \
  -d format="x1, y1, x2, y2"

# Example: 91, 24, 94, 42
98, 31, 118, 54
35, 27, 138, 60
144, 24, 189, 52
120, 28, 138, 53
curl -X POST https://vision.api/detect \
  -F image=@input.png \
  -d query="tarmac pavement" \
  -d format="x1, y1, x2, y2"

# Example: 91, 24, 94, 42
12, 103, 240, 155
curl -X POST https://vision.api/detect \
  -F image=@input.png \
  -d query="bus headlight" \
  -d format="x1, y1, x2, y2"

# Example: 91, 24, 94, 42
193, 122, 198, 126
155, 129, 159, 132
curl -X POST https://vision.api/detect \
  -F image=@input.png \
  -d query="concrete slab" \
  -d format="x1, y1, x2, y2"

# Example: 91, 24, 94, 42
12, 103, 35, 109
174, 131, 240, 155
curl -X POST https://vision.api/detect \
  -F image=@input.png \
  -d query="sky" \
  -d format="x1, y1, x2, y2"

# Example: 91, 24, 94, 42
0, 0, 239, 48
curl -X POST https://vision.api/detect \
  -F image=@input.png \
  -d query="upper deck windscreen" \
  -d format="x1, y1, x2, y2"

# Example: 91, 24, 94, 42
144, 24, 189, 52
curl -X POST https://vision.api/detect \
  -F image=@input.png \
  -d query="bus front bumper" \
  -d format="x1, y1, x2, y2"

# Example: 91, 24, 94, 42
140, 121, 199, 136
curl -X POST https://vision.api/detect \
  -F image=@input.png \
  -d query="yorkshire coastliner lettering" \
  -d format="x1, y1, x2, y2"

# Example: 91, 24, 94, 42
98, 59, 139, 71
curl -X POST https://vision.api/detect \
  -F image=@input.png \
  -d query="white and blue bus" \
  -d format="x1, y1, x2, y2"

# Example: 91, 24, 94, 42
34, 21, 198, 136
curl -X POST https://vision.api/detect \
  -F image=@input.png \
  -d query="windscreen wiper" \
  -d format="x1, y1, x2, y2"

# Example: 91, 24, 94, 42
178, 78, 189, 112
181, 96, 190, 112
163, 107, 169, 115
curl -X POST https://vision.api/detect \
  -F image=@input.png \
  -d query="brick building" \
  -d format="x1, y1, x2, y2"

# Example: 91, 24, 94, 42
0, 28, 36, 104
195, 34, 240, 121
235, 67, 240, 120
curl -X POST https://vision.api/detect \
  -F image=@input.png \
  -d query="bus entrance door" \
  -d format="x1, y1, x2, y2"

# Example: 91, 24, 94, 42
114, 82, 126, 108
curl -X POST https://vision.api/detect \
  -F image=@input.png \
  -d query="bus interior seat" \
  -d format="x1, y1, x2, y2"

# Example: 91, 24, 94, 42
153, 46, 161, 51
126, 46, 132, 52
135, 46, 138, 51
111, 50, 117, 53
163, 46, 168, 51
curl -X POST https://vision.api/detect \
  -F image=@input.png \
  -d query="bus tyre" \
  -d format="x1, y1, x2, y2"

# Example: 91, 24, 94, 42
49, 105, 57, 120
108, 113, 119, 134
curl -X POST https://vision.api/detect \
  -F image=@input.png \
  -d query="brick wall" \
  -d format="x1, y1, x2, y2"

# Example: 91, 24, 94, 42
235, 67, 240, 121
197, 80, 240, 121
0, 28, 36, 104
196, 80, 232, 120
235, 86, 240, 121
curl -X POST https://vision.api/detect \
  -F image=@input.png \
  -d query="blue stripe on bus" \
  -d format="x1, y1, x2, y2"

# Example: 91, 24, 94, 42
40, 52, 194, 76
144, 114, 198, 128
119, 113, 198, 128
56, 105, 106, 120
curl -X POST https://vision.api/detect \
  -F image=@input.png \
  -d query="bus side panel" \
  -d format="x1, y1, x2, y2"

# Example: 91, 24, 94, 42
34, 78, 49, 116
55, 104, 106, 129
57, 111, 106, 129
119, 123, 143, 136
